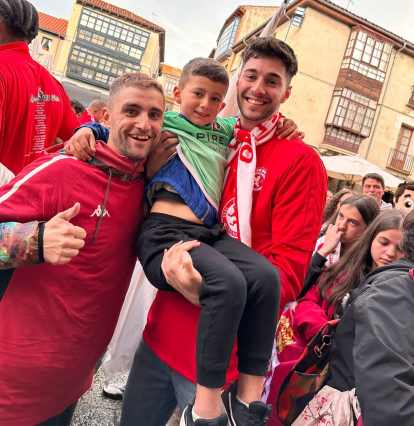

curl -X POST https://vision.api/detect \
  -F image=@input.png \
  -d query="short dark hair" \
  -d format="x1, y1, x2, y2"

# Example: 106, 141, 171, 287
108, 72, 164, 109
241, 37, 298, 85
179, 58, 229, 89
0, 0, 39, 43
362, 173, 385, 189
70, 99, 84, 115
401, 210, 414, 262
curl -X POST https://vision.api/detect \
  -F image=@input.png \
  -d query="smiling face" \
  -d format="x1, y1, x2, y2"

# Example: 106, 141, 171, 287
335, 204, 366, 247
236, 56, 292, 131
103, 86, 164, 164
371, 229, 404, 269
174, 75, 228, 126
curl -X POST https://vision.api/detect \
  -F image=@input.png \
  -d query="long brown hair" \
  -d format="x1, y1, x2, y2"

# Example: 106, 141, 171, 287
320, 194, 380, 239
318, 209, 405, 310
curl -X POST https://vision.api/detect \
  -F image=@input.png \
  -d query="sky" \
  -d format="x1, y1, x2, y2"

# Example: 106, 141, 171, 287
31, 0, 414, 68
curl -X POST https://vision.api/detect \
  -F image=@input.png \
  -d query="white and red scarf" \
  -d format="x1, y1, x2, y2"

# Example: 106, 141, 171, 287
315, 235, 341, 268
223, 113, 281, 247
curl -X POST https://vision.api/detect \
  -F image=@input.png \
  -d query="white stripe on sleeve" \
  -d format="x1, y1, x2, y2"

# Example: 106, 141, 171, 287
0, 156, 78, 204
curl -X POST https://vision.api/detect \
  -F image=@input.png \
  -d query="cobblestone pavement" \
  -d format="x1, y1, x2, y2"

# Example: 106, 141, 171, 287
70, 367, 180, 426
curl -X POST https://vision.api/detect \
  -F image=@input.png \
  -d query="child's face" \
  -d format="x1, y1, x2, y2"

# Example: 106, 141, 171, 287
174, 75, 228, 126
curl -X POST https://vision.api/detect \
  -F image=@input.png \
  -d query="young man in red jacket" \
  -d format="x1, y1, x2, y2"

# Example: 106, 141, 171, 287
119, 38, 327, 426
0, 72, 165, 426
0, 0, 79, 175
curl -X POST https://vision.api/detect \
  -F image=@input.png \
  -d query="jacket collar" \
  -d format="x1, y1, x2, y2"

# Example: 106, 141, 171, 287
0, 41, 29, 55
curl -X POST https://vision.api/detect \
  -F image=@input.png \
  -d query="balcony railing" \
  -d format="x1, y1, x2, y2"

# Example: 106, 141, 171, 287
386, 148, 414, 175
408, 96, 414, 108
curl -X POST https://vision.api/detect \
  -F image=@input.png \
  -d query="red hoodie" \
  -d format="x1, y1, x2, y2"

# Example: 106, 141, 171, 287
0, 42, 79, 175
143, 134, 327, 384
0, 142, 145, 425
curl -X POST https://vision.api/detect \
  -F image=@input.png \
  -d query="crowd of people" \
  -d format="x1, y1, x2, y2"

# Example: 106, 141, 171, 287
0, 1, 413, 426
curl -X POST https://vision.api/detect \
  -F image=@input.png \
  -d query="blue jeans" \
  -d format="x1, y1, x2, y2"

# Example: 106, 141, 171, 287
120, 340, 196, 426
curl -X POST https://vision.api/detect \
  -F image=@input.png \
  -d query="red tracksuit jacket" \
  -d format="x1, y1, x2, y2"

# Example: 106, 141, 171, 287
0, 142, 144, 425
143, 134, 328, 384
0, 42, 79, 175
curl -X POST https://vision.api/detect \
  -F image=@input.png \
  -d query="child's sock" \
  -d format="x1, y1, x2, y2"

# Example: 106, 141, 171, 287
192, 406, 202, 422
236, 394, 250, 408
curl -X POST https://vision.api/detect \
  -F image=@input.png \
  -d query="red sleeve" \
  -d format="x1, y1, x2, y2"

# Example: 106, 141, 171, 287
0, 72, 4, 150
56, 92, 80, 142
0, 156, 65, 223
294, 285, 329, 341
269, 152, 327, 316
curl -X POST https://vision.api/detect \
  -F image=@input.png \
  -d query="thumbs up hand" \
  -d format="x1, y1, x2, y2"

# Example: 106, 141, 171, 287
43, 203, 87, 265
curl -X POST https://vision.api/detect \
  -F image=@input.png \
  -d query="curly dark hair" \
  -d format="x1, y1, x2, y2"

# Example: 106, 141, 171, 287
0, 0, 39, 43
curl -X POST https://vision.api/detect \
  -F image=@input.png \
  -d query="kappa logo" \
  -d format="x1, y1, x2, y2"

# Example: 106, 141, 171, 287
211, 121, 221, 132
91, 205, 110, 217
30, 87, 60, 103
254, 167, 267, 191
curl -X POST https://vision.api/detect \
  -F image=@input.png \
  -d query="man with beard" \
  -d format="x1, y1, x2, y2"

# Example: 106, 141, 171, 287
0, 72, 164, 426
118, 38, 327, 426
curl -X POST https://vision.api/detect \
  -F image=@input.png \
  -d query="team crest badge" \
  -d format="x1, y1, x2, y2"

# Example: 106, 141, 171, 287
221, 198, 238, 238
254, 167, 267, 191
211, 121, 221, 132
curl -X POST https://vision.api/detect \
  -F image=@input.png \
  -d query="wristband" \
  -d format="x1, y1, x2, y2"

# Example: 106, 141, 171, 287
38, 222, 46, 263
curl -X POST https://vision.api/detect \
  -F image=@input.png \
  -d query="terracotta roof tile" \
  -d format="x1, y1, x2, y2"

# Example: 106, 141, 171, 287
77, 0, 165, 33
38, 12, 68, 36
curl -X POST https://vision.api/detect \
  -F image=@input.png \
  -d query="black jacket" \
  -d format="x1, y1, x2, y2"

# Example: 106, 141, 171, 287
296, 251, 327, 300
327, 258, 414, 426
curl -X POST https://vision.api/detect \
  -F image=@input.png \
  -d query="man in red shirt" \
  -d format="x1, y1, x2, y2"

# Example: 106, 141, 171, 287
0, 72, 165, 426
120, 38, 327, 426
79, 99, 107, 125
0, 0, 79, 175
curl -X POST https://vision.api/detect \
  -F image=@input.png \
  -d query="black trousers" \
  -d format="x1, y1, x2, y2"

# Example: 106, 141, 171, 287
136, 213, 281, 388
35, 402, 77, 426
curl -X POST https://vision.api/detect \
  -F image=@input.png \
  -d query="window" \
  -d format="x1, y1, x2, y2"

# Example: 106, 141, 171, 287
78, 8, 149, 62
79, 9, 149, 49
326, 87, 377, 137
164, 79, 176, 95
341, 30, 392, 82
214, 18, 241, 60
91, 33, 105, 46
67, 44, 141, 88
395, 126, 413, 155
82, 68, 95, 79
292, 7, 306, 27
41, 37, 53, 51
388, 126, 414, 173
95, 72, 109, 84
408, 86, 414, 107
324, 126, 363, 153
